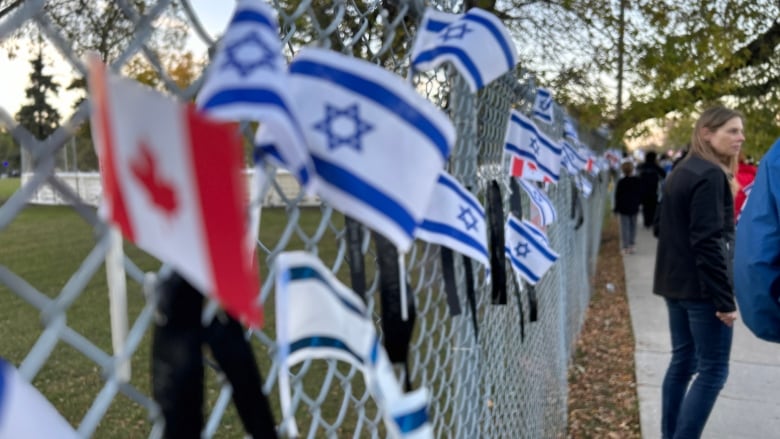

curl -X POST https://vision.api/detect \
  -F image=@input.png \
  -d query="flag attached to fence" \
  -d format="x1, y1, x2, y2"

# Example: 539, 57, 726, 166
274, 251, 432, 439
563, 115, 579, 141
503, 110, 563, 183
287, 48, 455, 252
417, 171, 490, 269
0, 359, 78, 439
410, 7, 518, 93
196, 0, 313, 187
561, 140, 587, 175
516, 178, 557, 226
532, 87, 554, 124
89, 58, 262, 328
504, 215, 559, 285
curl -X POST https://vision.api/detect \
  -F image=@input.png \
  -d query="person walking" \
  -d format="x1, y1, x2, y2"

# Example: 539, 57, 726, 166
614, 161, 642, 254
653, 106, 744, 439
637, 150, 667, 228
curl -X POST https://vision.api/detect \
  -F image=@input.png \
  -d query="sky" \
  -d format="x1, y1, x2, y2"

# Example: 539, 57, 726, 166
0, 1, 233, 123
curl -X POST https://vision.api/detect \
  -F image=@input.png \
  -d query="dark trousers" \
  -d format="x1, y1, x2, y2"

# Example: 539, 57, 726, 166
661, 298, 732, 439
642, 199, 657, 228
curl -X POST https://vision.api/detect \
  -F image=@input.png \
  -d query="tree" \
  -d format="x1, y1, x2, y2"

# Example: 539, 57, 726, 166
16, 52, 60, 140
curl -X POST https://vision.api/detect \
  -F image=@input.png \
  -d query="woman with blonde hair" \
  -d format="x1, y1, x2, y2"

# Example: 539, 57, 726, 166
653, 106, 744, 438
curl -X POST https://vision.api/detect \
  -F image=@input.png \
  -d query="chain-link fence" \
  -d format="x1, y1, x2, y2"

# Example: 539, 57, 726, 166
0, 1, 609, 437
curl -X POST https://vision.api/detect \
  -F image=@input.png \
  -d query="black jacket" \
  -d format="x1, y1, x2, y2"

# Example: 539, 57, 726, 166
653, 155, 736, 312
637, 162, 666, 202
614, 175, 642, 215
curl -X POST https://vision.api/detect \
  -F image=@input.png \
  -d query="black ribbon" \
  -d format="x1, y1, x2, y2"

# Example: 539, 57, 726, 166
374, 233, 416, 390
526, 282, 539, 322
440, 247, 461, 316
570, 178, 584, 230
508, 177, 527, 337
152, 271, 278, 439
344, 216, 367, 301
463, 257, 479, 341
487, 180, 507, 305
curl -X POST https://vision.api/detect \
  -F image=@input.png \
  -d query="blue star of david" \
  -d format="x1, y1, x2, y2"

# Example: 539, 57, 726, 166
457, 206, 478, 232
529, 138, 540, 155
313, 103, 374, 152
440, 23, 473, 42
221, 31, 277, 77
538, 96, 552, 111
515, 241, 530, 258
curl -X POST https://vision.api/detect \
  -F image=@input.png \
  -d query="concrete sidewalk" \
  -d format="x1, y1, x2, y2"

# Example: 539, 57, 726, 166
623, 226, 780, 439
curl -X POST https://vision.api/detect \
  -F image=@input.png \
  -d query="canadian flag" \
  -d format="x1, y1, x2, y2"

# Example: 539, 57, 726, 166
89, 58, 262, 328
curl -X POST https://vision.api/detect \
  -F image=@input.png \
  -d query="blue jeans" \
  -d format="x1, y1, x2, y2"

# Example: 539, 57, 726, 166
619, 214, 637, 249
662, 298, 733, 439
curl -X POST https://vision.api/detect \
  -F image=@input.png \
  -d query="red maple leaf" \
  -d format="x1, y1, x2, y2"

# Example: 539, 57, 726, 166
130, 141, 178, 217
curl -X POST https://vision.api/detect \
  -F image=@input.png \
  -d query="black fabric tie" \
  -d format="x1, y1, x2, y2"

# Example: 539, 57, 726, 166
374, 234, 416, 370
440, 246, 462, 316
487, 180, 507, 305
152, 271, 278, 439
344, 216, 367, 301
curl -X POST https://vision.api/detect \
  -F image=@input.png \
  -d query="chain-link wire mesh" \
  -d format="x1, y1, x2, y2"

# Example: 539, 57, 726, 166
0, 1, 610, 437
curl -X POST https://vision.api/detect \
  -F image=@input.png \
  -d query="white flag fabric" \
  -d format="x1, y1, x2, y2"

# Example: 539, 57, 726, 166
410, 7, 518, 93
517, 178, 557, 226
196, 0, 313, 188
563, 115, 579, 141
504, 215, 559, 285
503, 110, 563, 183
532, 87, 554, 124
0, 359, 78, 439
275, 251, 433, 439
287, 48, 455, 252
89, 58, 262, 327
417, 171, 490, 269
561, 140, 587, 175
576, 174, 594, 198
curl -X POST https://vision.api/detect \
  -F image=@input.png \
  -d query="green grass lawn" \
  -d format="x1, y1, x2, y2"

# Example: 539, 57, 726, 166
0, 177, 20, 203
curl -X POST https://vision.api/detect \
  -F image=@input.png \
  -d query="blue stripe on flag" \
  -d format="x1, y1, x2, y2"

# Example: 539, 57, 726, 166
420, 220, 489, 261
438, 175, 484, 216
311, 155, 418, 241
290, 60, 451, 160
289, 336, 364, 365
464, 13, 515, 69
505, 246, 541, 283
426, 19, 451, 33
413, 47, 484, 89
507, 220, 557, 261
288, 266, 365, 317
510, 114, 562, 155
369, 337, 380, 366
230, 9, 276, 29
394, 406, 429, 434
199, 88, 298, 123
505, 143, 535, 161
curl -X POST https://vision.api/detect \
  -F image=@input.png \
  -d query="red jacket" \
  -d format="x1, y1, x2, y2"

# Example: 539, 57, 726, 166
735, 161, 757, 220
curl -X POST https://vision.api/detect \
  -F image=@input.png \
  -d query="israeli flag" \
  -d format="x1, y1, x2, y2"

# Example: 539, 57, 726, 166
517, 178, 557, 226
417, 171, 490, 269
275, 252, 433, 439
504, 110, 563, 183
562, 140, 587, 175
287, 48, 455, 252
532, 87, 554, 124
410, 7, 518, 93
504, 215, 559, 285
576, 174, 594, 198
0, 359, 78, 439
196, 0, 313, 187
563, 115, 579, 141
